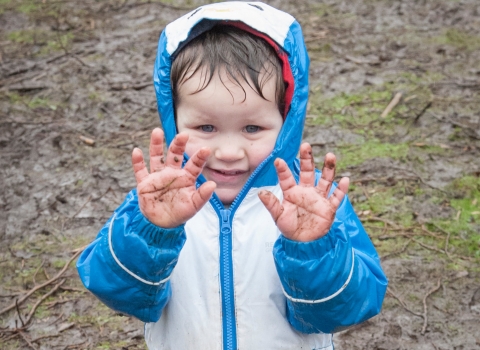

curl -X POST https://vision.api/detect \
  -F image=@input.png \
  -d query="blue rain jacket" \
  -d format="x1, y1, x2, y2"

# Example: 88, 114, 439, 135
77, 2, 387, 349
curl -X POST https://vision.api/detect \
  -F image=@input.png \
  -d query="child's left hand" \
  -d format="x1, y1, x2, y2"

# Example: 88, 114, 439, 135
258, 143, 350, 242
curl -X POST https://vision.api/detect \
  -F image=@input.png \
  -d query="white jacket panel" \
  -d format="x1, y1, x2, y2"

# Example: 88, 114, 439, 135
145, 203, 222, 350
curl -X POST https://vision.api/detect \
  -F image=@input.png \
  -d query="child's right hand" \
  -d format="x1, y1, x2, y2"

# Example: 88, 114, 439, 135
132, 128, 216, 228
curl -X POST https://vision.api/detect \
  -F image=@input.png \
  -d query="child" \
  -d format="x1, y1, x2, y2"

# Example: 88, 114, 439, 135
77, 2, 388, 349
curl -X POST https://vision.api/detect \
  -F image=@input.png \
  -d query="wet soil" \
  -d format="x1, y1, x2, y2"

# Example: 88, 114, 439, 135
1, 0, 479, 349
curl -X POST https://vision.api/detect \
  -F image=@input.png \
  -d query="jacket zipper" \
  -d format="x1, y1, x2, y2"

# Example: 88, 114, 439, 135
219, 209, 236, 350
213, 153, 275, 350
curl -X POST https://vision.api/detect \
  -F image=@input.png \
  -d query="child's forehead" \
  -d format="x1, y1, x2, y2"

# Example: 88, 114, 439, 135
178, 67, 278, 104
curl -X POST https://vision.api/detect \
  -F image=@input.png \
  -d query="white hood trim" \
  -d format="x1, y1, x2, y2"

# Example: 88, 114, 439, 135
165, 1, 295, 55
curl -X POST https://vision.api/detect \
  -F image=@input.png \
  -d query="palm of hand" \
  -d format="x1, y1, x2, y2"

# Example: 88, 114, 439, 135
132, 128, 216, 228
259, 144, 349, 242
274, 186, 337, 242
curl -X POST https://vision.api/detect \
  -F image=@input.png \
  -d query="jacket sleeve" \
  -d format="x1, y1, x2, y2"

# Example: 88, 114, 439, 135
273, 188, 388, 334
76, 189, 186, 323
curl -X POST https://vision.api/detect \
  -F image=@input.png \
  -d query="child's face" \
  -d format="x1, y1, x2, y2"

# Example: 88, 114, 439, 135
176, 68, 283, 205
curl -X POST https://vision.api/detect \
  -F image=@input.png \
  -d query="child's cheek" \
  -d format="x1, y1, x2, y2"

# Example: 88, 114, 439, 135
183, 136, 202, 158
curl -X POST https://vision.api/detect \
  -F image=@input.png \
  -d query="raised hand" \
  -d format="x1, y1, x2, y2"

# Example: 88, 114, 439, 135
132, 128, 216, 228
258, 143, 349, 242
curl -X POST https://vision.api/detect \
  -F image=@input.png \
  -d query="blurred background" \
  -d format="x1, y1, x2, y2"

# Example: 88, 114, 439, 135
0, 0, 479, 349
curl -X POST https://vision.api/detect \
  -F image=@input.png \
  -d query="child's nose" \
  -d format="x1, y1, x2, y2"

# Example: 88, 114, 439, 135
214, 141, 245, 162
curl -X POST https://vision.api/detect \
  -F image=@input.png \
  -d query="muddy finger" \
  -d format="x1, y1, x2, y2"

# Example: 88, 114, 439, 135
258, 190, 284, 224
299, 143, 315, 187
166, 133, 188, 168
132, 148, 149, 184
149, 128, 166, 173
191, 181, 216, 212
316, 153, 336, 198
329, 177, 349, 211
184, 147, 211, 180
274, 158, 297, 192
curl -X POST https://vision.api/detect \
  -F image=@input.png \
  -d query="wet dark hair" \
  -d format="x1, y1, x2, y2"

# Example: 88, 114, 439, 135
171, 24, 285, 114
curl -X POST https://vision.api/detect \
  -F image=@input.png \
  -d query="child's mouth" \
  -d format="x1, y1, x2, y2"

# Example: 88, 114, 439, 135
215, 169, 244, 175
206, 168, 248, 183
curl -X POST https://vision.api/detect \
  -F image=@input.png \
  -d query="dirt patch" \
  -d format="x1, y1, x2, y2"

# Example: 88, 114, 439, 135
1, 0, 479, 349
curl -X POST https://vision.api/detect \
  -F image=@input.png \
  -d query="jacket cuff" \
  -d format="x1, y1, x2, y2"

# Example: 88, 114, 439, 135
106, 205, 187, 284
279, 218, 348, 260
131, 206, 185, 247
274, 218, 353, 302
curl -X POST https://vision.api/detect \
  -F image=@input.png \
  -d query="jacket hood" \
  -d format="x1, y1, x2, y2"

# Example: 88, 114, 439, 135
153, 1, 309, 194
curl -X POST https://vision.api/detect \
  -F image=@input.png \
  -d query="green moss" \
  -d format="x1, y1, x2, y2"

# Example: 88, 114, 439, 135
337, 141, 409, 170
39, 33, 74, 56
5, 28, 73, 56
424, 176, 480, 258
52, 259, 67, 269
6, 92, 59, 111
28, 97, 58, 110
434, 28, 480, 50
309, 90, 384, 126
7, 29, 37, 44
17, 0, 41, 14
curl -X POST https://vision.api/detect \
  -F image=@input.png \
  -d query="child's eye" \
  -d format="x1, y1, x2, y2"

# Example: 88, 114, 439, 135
244, 125, 260, 133
200, 125, 215, 132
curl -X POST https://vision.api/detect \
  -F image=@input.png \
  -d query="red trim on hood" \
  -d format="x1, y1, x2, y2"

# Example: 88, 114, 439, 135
223, 21, 294, 119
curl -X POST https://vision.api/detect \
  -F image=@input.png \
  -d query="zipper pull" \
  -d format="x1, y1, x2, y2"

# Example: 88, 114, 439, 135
220, 209, 231, 234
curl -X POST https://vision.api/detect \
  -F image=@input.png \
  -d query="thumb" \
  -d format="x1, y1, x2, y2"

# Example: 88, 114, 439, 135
258, 190, 284, 224
191, 181, 216, 212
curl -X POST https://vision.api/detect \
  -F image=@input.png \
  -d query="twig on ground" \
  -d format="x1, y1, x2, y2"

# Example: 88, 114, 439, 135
23, 280, 65, 327
31, 333, 61, 343
3, 83, 48, 92
60, 285, 85, 293
0, 249, 83, 316
390, 166, 449, 194
363, 224, 404, 231
421, 279, 442, 335
378, 232, 414, 240
15, 300, 25, 328
43, 267, 51, 281
412, 238, 451, 258
70, 244, 90, 254
358, 183, 370, 200
387, 287, 423, 318
57, 322, 75, 333
0, 292, 22, 298
381, 239, 412, 260
430, 112, 480, 140
381, 92, 402, 118
2, 332, 20, 342
72, 195, 93, 218
32, 260, 45, 286
444, 227, 451, 257
19, 331, 38, 350
352, 175, 419, 185
420, 225, 442, 239
429, 222, 450, 236
345, 55, 380, 65
46, 298, 76, 309
413, 101, 432, 124
47, 311, 64, 326
377, 229, 442, 240
361, 216, 400, 229
79, 135, 95, 146
54, 24, 91, 68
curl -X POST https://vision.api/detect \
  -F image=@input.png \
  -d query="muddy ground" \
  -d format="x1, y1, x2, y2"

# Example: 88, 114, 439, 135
0, 0, 479, 349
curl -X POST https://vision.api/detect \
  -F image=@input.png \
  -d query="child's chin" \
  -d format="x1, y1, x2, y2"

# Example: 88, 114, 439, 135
216, 188, 241, 206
